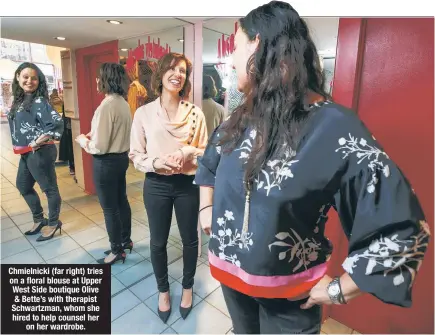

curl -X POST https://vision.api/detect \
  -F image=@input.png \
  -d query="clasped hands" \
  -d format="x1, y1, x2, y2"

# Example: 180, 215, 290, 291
154, 149, 185, 175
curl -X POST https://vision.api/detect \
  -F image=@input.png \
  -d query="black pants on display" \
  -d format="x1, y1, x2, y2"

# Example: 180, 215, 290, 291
221, 284, 322, 334
93, 152, 132, 254
143, 173, 199, 293
16, 144, 61, 226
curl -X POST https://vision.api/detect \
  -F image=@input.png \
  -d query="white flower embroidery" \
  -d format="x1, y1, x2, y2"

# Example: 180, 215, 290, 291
336, 133, 390, 193
236, 130, 299, 195
20, 122, 38, 134
342, 221, 430, 288
268, 229, 322, 273
216, 146, 221, 154
11, 121, 18, 142
35, 97, 42, 103
210, 210, 253, 268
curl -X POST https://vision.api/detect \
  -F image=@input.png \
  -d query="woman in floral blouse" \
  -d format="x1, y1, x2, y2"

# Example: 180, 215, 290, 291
194, 1, 430, 334
8, 62, 64, 241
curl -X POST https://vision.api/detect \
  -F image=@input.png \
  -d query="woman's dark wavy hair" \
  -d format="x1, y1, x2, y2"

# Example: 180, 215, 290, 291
219, 1, 329, 190
151, 52, 192, 99
97, 63, 129, 97
10, 62, 48, 119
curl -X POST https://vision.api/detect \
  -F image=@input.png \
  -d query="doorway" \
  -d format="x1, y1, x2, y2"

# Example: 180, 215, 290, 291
75, 40, 119, 194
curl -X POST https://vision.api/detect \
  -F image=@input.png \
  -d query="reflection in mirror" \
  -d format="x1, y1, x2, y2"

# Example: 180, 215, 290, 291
202, 17, 339, 117
203, 18, 242, 116
118, 26, 185, 117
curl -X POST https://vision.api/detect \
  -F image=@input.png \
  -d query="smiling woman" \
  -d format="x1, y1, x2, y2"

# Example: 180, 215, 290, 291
7, 62, 64, 241
129, 52, 208, 323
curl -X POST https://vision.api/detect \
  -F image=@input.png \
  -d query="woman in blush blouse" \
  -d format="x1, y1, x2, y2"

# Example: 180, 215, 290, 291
129, 52, 208, 323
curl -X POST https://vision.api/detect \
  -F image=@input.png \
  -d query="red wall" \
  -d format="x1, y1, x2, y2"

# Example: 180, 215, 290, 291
327, 18, 434, 334
75, 40, 119, 194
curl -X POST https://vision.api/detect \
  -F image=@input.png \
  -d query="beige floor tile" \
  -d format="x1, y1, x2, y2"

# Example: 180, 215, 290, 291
76, 202, 103, 216
59, 210, 88, 224
0, 217, 15, 230
129, 201, 145, 212
9, 204, 72, 226
87, 212, 105, 225
1, 187, 17, 195
1, 192, 22, 201
66, 196, 99, 209
61, 217, 98, 235
2, 198, 29, 211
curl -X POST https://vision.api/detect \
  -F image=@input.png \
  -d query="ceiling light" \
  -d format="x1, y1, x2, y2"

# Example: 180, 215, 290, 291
54, 37, 66, 41
178, 39, 184, 42
120, 48, 128, 52
107, 20, 123, 25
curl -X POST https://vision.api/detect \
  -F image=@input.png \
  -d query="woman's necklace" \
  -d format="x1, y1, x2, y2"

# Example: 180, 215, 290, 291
161, 99, 179, 122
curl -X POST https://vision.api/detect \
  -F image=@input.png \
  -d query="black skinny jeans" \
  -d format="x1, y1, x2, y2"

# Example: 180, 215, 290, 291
221, 284, 322, 334
93, 152, 132, 254
16, 144, 61, 226
143, 173, 199, 292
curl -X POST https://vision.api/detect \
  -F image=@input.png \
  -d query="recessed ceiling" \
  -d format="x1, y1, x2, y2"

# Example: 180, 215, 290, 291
1, 17, 339, 63
0, 17, 190, 49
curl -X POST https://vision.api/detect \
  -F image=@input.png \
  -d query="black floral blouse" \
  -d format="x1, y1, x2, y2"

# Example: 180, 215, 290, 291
8, 96, 64, 148
194, 101, 430, 306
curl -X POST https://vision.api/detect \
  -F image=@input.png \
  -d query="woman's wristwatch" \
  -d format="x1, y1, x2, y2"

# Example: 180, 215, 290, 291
327, 277, 347, 304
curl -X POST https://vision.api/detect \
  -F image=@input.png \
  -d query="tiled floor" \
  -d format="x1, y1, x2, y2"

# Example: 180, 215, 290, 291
0, 123, 360, 334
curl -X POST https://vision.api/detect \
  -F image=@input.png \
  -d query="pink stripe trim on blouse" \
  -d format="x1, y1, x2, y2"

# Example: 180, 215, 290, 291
208, 250, 328, 287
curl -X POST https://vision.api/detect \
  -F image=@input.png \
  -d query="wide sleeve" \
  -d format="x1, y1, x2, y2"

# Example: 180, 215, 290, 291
81, 107, 113, 155
35, 97, 64, 141
194, 126, 222, 187
333, 128, 430, 307
129, 110, 155, 173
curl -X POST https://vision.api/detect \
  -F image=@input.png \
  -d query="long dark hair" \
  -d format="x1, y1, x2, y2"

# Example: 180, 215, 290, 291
219, 1, 329, 189
10, 62, 48, 119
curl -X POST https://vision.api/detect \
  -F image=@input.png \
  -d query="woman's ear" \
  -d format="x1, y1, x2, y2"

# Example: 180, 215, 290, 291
248, 34, 260, 54
254, 34, 260, 49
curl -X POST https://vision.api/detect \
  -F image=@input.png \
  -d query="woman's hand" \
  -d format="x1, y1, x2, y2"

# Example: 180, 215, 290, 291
153, 157, 180, 175
300, 275, 334, 309
28, 140, 40, 152
75, 134, 89, 148
300, 273, 362, 309
199, 206, 213, 236
163, 149, 184, 168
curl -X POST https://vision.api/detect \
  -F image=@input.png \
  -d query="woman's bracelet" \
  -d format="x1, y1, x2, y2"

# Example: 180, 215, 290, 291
178, 148, 185, 165
199, 205, 213, 213
152, 157, 159, 169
